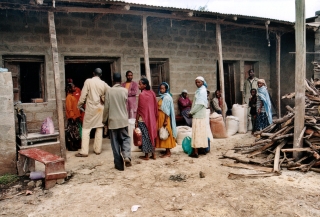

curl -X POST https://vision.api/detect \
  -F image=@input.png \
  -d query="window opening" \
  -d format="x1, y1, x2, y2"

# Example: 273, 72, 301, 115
3, 55, 45, 103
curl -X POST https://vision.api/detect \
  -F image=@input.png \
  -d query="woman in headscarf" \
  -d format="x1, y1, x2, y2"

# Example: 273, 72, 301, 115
155, 82, 177, 158
136, 78, 158, 160
178, 89, 193, 127
65, 83, 82, 151
256, 79, 272, 131
188, 76, 209, 158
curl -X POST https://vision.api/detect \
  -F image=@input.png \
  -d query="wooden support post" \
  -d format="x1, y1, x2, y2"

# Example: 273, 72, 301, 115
142, 15, 151, 85
48, 12, 66, 160
293, 0, 306, 160
216, 23, 225, 120
276, 33, 281, 118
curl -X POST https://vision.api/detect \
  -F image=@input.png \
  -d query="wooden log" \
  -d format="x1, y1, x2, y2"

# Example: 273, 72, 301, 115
295, 126, 306, 149
48, 11, 66, 160
273, 113, 294, 124
305, 94, 320, 102
261, 133, 274, 137
248, 141, 275, 157
273, 133, 294, 140
252, 139, 272, 146
273, 139, 288, 172
305, 80, 318, 95
281, 147, 312, 152
285, 105, 295, 113
216, 23, 226, 121
281, 116, 294, 128
254, 123, 277, 135
270, 126, 288, 140
142, 15, 151, 84
282, 92, 295, 99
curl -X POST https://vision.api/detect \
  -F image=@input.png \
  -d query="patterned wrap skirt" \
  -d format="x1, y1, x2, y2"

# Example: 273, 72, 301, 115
181, 108, 192, 127
256, 112, 269, 131
138, 121, 154, 153
191, 118, 208, 148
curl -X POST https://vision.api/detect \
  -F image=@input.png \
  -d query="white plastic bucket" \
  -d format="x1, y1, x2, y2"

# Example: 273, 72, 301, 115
128, 119, 140, 152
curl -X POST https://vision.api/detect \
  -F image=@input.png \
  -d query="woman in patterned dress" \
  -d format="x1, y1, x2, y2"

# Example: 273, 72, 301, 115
135, 78, 158, 160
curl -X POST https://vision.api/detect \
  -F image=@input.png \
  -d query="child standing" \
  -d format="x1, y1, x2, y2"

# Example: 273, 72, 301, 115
249, 89, 257, 134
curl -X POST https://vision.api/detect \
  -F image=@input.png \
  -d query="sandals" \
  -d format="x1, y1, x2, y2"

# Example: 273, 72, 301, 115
189, 153, 199, 158
75, 153, 88, 157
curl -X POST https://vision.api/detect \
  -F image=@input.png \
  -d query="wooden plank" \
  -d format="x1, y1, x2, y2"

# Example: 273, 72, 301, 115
276, 33, 281, 118
222, 163, 273, 172
293, 0, 306, 160
48, 11, 66, 160
142, 15, 151, 85
273, 139, 287, 172
228, 172, 280, 180
216, 23, 225, 120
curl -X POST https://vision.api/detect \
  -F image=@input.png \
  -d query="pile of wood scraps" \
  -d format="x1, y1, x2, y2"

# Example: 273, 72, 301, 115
222, 79, 320, 178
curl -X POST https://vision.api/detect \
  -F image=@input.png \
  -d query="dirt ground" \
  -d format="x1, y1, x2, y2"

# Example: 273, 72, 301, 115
1, 133, 320, 217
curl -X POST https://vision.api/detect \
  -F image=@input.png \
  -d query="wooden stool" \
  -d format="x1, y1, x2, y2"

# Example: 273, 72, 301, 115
17, 148, 67, 189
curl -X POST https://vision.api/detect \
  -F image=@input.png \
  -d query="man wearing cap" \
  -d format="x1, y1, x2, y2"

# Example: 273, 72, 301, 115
76, 68, 110, 157
103, 73, 131, 171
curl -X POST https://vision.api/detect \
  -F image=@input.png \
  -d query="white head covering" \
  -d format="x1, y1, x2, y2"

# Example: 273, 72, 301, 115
195, 76, 204, 82
182, 89, 188, 94
195, 76, 207, 88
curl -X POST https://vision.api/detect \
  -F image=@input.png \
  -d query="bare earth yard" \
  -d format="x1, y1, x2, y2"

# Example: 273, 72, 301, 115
1, 133, 320, 217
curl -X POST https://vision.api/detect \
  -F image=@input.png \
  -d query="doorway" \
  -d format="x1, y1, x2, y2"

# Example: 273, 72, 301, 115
140, 58, 169, 96
64, 57, 121, 88
217, 61, 235, 110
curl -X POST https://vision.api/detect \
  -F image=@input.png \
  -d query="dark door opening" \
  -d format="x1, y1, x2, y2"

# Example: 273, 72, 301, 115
217, 61, 235, 110
65, 63, 112, 89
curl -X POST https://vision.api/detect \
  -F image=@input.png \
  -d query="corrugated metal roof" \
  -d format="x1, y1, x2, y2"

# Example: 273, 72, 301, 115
115, 0, 295, 25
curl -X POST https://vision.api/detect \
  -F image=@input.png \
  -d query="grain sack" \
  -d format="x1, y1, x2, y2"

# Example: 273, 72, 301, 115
226, 116, 239, 136
210, 113, 228, 138
232, 104, 248, 134
176, 126, 192, 145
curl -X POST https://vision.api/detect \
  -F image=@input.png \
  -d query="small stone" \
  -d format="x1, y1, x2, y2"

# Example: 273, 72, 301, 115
27, 181, 35, 187
199, 171, 205, 178
56, 178, 65, 184
35, 180, 42, 187
287, 177, 295, 181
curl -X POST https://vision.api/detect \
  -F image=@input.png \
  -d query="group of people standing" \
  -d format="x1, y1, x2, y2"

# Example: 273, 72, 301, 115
65, 68, 210, 171
64, 67, 272, 171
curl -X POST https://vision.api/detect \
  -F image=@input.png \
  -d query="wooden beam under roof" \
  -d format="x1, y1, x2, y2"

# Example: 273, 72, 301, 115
0, 2, 295, 31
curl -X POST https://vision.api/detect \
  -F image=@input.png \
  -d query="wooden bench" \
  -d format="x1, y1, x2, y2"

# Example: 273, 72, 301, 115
176, 114, 185, 126
17, 148, 67, 189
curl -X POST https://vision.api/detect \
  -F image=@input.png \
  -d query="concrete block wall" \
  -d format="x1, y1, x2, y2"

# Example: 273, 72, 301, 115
1, 10, 272, 132
0, 72, 16, 175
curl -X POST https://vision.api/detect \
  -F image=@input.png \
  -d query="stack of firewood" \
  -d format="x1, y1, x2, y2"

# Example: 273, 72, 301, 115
228, 79, 320, 173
